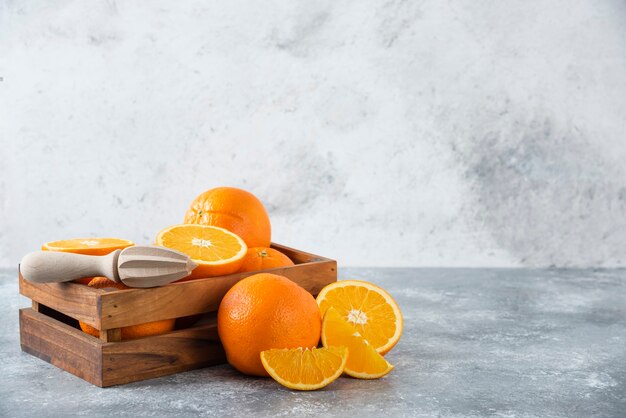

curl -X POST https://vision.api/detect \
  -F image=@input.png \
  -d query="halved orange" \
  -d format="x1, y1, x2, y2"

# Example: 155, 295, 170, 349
321, 307, 393, 379
42, 238, 134, 255
316, 280, 403, 355
42, 237, 134, 284
260, 346, 348, 390
156, 224, 247, 279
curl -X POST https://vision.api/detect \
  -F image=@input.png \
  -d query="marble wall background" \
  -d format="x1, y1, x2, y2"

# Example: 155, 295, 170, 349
1, 0, 625, 268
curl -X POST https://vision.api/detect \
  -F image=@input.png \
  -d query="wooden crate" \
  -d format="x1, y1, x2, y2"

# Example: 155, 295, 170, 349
19, 244, 336, 387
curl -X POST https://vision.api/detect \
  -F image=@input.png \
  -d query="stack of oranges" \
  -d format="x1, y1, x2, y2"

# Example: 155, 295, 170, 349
41, 186, 402, 390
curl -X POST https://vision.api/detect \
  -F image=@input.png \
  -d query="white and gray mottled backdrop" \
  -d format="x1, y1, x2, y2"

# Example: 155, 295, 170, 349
1, 1, 625, 268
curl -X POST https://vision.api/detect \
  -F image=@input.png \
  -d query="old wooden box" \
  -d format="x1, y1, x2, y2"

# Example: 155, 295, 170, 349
19, 244, 336, 387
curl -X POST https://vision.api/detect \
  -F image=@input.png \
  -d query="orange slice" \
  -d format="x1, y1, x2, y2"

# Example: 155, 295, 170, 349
321, 307, 394, 379
260, 346, 348, 390
42, 238, 134, 255
316, 280, 403, 354
156, 224, 247, 279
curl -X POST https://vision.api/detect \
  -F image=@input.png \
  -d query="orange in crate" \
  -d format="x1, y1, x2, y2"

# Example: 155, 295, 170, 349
238, 247, 294, 272
78, 277, 175, 340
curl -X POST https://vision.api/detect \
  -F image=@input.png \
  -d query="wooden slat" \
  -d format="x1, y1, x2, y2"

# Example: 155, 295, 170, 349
98, 258, 337, 329
19, 245, 337, 330
101, 317, 225, 387
100, 328, 122, 342
20, 308, 226, 387
259, 259, 337, 296
19, 272, 103, 328
271, 243, 329, 264
19, 308, 104, 387
33, 302, 81, 329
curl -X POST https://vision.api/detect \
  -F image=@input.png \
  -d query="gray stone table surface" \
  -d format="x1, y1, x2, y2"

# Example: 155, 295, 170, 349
0, 268, 624, 417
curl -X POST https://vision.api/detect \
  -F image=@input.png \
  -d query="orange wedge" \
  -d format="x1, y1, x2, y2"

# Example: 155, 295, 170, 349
42, 238, 134, 255
261, 346, 348, 390
316, 280, 403, 355
321, 307, 394, 379
156, 224, 247, 279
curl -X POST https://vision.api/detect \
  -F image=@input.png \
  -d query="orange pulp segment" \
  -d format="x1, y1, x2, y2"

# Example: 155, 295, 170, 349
261, 346, 348, 390
316, 280, 403, 354
156, 224, 247, 278
42, 238, 134, 255
321, 307, 393, 379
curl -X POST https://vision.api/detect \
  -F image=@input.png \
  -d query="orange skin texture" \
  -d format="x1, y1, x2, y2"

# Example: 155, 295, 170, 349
217, 273, 321, 376
176, 259, 246, 282
184, 187, 271, 248
78, 277, 175, 340
238, 247, 294, 273
183, 258, 245, 281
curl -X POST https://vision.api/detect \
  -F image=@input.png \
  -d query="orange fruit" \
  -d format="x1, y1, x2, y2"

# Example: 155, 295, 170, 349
42, 237, 134, 255
321, 307, 394, 379
78, 277, 175, 340
261, 346, 348, 390
184, 187, 271, 248
156, 224, 247, 279
42, 238, 134, 284
316, 280, 403, 355
217, 273, 321, 376
238, 247, 294, 273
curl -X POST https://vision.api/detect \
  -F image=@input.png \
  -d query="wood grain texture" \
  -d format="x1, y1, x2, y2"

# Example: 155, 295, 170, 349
19, 271, 104, 328
20, 308, 226, 387
101, 316, 225, 387
100, 328, 122, 343
20, 248, 336, 329
20, 308, 104, 387
271, 243, 328, 264
20, 246, 197, 288
19, 250, 120, 284
116, 245, 197, 287
98, 246, 336, 329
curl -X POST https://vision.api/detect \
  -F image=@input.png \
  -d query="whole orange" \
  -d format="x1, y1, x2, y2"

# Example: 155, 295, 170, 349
238, 247, 294, 273
217, 273, 321, 376
184, 187, 271, 248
